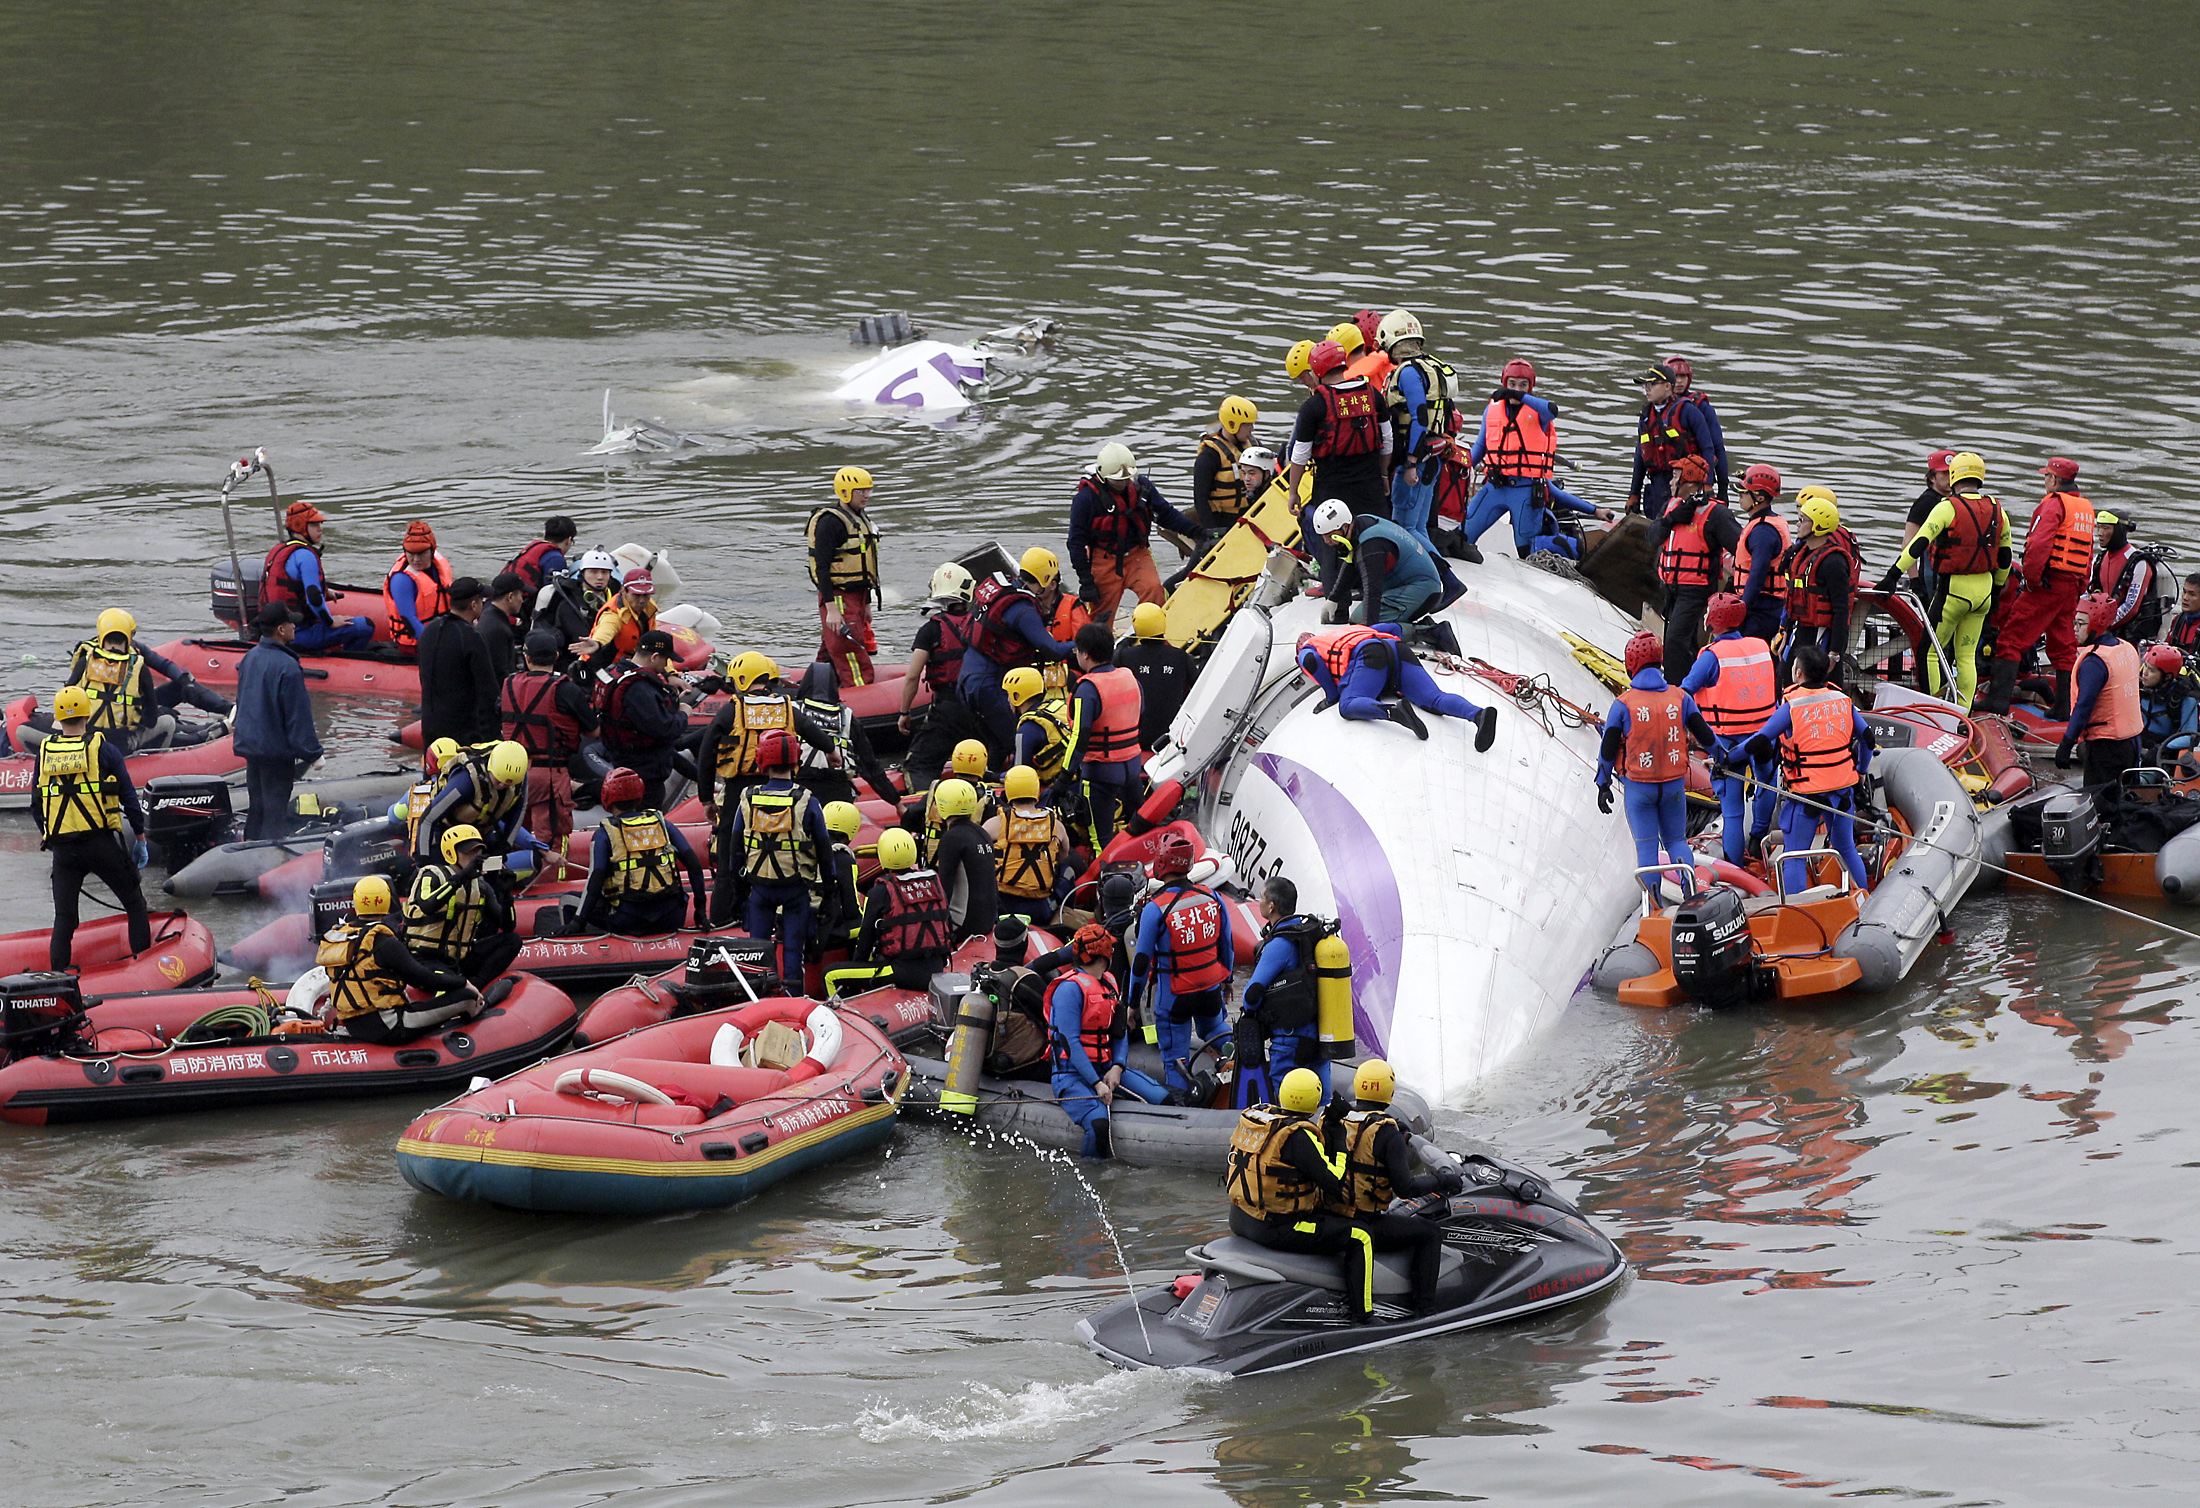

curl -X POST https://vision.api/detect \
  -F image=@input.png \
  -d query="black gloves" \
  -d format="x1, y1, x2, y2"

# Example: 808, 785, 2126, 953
1875, 566, 1903, 595
1596, 783, 1615, 815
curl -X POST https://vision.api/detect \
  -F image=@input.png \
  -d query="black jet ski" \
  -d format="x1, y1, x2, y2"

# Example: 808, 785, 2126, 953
1078, 1154, 1625, 1376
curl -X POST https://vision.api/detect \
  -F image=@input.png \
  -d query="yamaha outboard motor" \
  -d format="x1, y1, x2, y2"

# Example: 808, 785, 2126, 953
2039, 789, 2103, 888
209, 561, 262, 635
323, 815, 408, 884
0, 972, 88, 1061
1667, 887, 1761, 1008
142, 776, 238, 870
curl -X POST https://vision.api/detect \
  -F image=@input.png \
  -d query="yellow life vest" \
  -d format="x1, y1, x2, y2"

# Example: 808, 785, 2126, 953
318, 921, 409, 1022
1196, 427, 1248, 520
714, 693, 796, 785
1332, 1110, 1400, 1218
995, 804, 1062, 900
806, 502, 881, 594
739, 783, 820, 884
603, 811, 679, 903
69, 642, 148, 733
36, 732, 123, 838
402, 863, 491, 960
1226, 1106, 1327, 1221
1017, 697, 1072, 784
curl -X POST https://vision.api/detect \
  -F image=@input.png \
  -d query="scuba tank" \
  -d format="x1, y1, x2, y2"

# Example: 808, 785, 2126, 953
1315, 931, 1355, 1060
940, 988, 996, 1115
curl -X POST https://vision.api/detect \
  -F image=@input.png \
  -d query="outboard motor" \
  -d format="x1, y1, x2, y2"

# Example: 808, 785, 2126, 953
209, 561, 262, 635
310, 877, 360, 940
1667, 887, 1762, 1008
0, 972, 88, 1061
142, 776, 237, 870
323, 816, 408, 883
683, 936, 772, 1008
2039, 790, 2103, 888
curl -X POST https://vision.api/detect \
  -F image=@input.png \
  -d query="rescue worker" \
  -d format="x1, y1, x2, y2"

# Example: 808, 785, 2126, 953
1283, 339, 1318, 396
1191, 396, 1259, 530
233, 605, 322, 839
815, 799, 865, 958
1982, 456, 2096, 718
1065, 624, 1145, 845
382, 520, 452, 650
1235, 446, 1281, 514
579, 567, 659, 676
1662, 356, 1729, 499
1117, 602, 1194, 753
35, 684, 151, 971
1285, 339, 1393, 522
724, 728, 832, 982
1461, 357, 1611, 555
321, 875, 478, 1045
1376, 309, 1458, 544
1731, 464, 1792, 641
573, 766, 708, 936
416, 576, 499, 749
1652, 455, 1742, 682
1595, 631, 1717, 904
1899, 450, 1956, 607
1007, 666, 1074, 788
1777, 487, 1860, 681
260, 500, 374, 652
1237, 876, 1329, 1106
501, 514, 577, 630
959, 550, 1076, 755
537, 548, 619, 653
824, 826, 953, 996
898, 562, 984, 788
1681, 593, 1780, 868
409, 739, 535, 866
2091, 511, 2164, 641
926, 777, 1000, 943
1049, 922, 1168, 1158
1878, 450, 2011, 708
1626, 363, 1717, 522
699, 652, 816, 859
1037, 563, 1092, 700
1329, 1058, 1466, 1316
1066, 442, 1200, 628
2168, 575, 2200, 652
594, 628, 687, 809
1312, 500, 1466, 627
897, 741, 999, 862
985, 765, 1072, 924
1128, 832, 1234, 1102
1341, 312, 1393, 390
1296, 622, 1499, 747
478, 572, 526, 681
792, 661, 901, 811
52, 608, 232, 753
2057, 593, 2143, 786
809, 464, 883, 688
402, 824, 524, 988
2138, 644, 2199, 772
1728, 643, 1875, 894
1226, 1067, 1372, 1322
499, 630, 594, 851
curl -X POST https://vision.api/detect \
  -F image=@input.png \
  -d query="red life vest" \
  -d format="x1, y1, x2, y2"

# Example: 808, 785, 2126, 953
1780, 529, 1860, 629
2079, 639, 2142, 741
969, 574, 1041, 668
505, 538, 561, 597
1933, 489, 2003, 576
1656, 499, 1722, 589
1779, 686, 1860, 794
1079, 666, 1144, 766
383, 553, 452, 647
261, 538, 317, 617
923, 610, 973, 696
874, 868, 952, 960
2042, 491, 2096, 578
1082, 477, 1154, 557
1635, 398, 1700, 471
500, 669, 581, 761
1697, 636, 1777, 737
1433, 447, 1477, 523
1154, 882, 1231, 994
595, 662, 658, 754
1048, 966, 1123, 1072
1304, 625, 1397, 682
1619, 686, 1690, 782
1315, 382, 1385, 460
2091, 543, 2132, 601
1477, 396, 1556, 480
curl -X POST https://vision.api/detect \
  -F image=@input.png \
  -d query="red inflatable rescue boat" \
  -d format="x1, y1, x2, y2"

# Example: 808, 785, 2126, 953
0, 912, 216, 995
150, 620, 716, 697
1, 696, 243, 813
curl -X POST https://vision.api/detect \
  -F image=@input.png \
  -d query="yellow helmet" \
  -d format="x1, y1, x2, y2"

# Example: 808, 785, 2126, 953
1326, 321, 1364, 355
1353, 1058, 1397, 1105
1278, 1067, 1324, 1115
352, 874, 394, 918
427, 736, 460, 774
932, 777, 978, 819
822, 800, 862, 838
876, 826, 918, 871
1002, 666, 1045, 707
1132, 601, 1167, 640
1019, 546, 1061, 589
1003, 764, 1041, 802
1218, 395, 1258, 429
51, 685, 94, 722
833, 465, 874, 504
438, 823, 485, 866
1796, 486, 1841, 535
1284, 339, 1316, 379
1947, 451, 1987, 486
487, 740, 530, 785
950, 739, 990, 778
95, 608, 136, 643
727, 651, 779, 692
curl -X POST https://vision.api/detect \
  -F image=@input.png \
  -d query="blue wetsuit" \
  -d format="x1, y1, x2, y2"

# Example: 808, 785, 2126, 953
1596, 668, 1712, 898
1462, 391, 1599, 554
957, 594, 1073, 754
2142, 679, 2199, 759
1240, 917, 1328, 1105
1682, 635, 1780, 866
1739, 695, 1875, 893
1734, 513, 1787, 639
386, 572, 432, 643
409, 763, 547, 864
1389, 362, 1438, 544
278, 545, 374, 652
1129, 881, 1236, 1099
1297, 623, 1485, 724
1047, 971, 1166, 1157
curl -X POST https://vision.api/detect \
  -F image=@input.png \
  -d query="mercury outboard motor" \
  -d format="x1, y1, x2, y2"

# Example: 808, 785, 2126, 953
1667, 887, 1762, 1008
683, 936, 772, 1009
142, 776, 237, 870
2039, 790, 2103, 888
0, 972, 88, 1061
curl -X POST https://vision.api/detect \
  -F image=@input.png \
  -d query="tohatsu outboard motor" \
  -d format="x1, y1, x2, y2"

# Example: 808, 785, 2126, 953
1666, 887, 1763, 1008
2038, 789, 2103, 888
0, 972, 88, 1062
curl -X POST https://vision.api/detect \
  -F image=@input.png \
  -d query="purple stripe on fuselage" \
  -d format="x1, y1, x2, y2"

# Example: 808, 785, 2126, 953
1251, 752, 1402, 1049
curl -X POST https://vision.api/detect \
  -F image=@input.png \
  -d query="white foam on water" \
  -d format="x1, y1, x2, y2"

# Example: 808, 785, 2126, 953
853, 1370, 1172, 1445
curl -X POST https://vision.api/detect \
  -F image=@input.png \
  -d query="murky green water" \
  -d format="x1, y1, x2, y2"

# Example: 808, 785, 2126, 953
5, 3, 2200, 1503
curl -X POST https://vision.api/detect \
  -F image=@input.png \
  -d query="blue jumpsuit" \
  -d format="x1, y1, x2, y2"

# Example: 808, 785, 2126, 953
276, 546, 375, 652
1298, 623, 1485, 724
1682, 635, 1780, 866
1462, 391, 1599, 554
1048, 972, 1166, 1157
1130, 882, 1236, 1099
1734, 513, 1788, 641
1742, 697, 1874, 893
1240, 918, 1328, 1106
1596, 668, 1707, 898
957, 594, 1073, 755
1389, 362, 1439, 545
726, 779, 835, 982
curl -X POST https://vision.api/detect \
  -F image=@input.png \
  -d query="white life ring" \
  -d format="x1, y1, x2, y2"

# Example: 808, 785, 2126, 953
801, 1005, 843, 1071
285, 967, 331, 1016
708, 1022, 746, 1067
554, 1067, 675, 1107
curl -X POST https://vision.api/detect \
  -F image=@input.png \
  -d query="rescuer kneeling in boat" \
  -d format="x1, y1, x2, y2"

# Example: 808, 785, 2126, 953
41, 607, 233, 753
2138, 644, 2198, 776
826, 826, 953, 996
574, 766, 709, 937
323, 875, 479, 1044
1297, 622, 1499, 747
1227, 1067, 1374, 1322
1048, 922, 1166, 1158
2057, 592, 2143, 787
409, 738, 538, 867
1596, 631, 1717, 905
1725, 643, 1875, 895
402, 824, 524, 988
1329, 1059, 1466, 1315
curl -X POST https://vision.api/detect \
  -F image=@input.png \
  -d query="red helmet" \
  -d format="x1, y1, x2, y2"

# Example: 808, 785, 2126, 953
1663, 355, 1694, 386
1674, 454, 1712, 485
1308, 340, 1348, 377
1624, 631, 1664, 676
1741, 463, 1782, 496
756, 728, 800, 771
2076, 592, 2117, 629
1149, 831, 1196, 880
601, 767, 645, 807
2145, 643, 2185, 675
1705, 592, 1747, 636
1352, 309, 1382, 347
1500, 357, 1537, 392
1925, 448, 1955, 473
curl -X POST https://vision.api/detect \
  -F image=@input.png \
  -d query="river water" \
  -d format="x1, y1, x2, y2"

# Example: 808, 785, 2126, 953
5, 3, 2200, 1503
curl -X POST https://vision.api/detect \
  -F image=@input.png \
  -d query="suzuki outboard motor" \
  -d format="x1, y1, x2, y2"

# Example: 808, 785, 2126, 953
323, 816, 408, 883
0, 972, 87, 1061
2039, 790, 2103, 888
142, 776, 236, 870
1668, 886, 1760, 1008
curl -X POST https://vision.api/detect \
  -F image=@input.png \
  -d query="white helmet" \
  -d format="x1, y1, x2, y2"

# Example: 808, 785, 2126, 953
1375, 309, 1424, 351
577, 549, 617, 573
1312, 499, 1354, 536
1095, 441, 1138, 480
928, 561, 974, 605
1238, 445, 1279, 473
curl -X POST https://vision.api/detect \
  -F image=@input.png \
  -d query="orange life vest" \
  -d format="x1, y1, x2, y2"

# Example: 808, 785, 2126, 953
1619, 686, 1690, 782
1697, 636, 1777, 737
591, 597, 658, 658
1656, 499, 1722, 589
1733, 511, 1791, 586
2079, 638, 2142, 741
2041, 490, 2096, 578
1779, 686, 1860, 794
382, 553, 452, 646
1477, 396, 1555, 480
1078, 665, 1144, 767
1305, 625, 1397, 682
1933, 488, 2004, 576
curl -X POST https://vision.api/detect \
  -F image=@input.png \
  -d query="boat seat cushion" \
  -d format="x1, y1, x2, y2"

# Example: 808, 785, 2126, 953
1196, 1235, 1464, 1298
